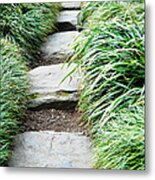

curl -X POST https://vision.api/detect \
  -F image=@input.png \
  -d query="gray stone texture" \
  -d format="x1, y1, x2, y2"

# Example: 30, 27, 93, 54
41, 31, 79, 62
27, 63, 82, 109
62, 2, 81, 10
9, 131, 92, 168
57, 10, 80, 31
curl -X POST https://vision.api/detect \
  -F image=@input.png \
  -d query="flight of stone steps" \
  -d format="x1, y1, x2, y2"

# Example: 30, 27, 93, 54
9, 2, 92, 169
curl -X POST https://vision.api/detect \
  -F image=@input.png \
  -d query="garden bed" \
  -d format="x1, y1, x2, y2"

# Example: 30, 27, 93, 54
0, 2, 61, 166
70, 1, 145, 170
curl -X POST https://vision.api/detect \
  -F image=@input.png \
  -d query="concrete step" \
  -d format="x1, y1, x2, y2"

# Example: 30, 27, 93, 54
41, 31, 79, 63
9, 131, 92, 168
62, 2, 81, 10
57, 10, 80, 31
27, 63, 82, 110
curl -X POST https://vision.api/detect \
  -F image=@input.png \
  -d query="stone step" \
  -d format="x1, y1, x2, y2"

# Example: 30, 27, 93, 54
41, 31, 79, 63
9, 131, 92, 168
62, 2, 81, 10
57, 10, 80, 31
27, 63, 82, 110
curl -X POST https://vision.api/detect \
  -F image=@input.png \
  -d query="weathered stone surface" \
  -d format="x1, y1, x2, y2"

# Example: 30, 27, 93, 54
62, 2, 81, 10
57, 10, 80, 31
27, 63, 82, 109
41, 31, 79, 62
9, 131, 92, 168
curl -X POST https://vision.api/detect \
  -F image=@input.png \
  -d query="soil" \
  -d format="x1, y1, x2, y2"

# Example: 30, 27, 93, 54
21, 108, 88, 134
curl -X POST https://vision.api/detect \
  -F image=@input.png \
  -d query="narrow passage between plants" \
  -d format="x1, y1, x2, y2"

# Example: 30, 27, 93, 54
8, 2, 92, 169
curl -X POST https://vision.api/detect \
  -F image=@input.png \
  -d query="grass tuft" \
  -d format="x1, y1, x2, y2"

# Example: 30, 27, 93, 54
71, 1, 145, 170
0, 3, 61, 165
0, 39, 29, 165
0, 3, 61, 63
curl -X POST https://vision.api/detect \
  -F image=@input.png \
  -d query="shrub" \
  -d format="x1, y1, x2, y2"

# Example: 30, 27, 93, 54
0, 38, 29, 166
71, 1, 145, 169
0, 3, 61, 63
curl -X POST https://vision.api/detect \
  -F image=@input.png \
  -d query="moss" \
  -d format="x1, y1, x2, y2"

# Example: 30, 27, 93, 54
57, 91, 72, 97
29, 91, 72, 100
28, 93, 41, 100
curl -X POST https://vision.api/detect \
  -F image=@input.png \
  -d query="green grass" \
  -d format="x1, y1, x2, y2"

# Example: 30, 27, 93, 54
0, 39, 29, 166
0, 3, 61, 166
0, 3, 61, 63
78, 1, 144, 29
70, 1, 145, 170
93, 105, 145, 170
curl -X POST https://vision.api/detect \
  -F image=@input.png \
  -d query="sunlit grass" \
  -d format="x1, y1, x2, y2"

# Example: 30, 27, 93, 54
0, 3, 61, 63
71, 1, 145, 170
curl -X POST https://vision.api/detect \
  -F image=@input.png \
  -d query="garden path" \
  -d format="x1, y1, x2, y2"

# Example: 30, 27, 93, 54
9, 2, 92, 169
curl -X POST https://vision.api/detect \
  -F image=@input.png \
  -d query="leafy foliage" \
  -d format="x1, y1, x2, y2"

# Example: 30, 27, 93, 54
0, 3, 61, 166
78, 1, 144, 29
0, 39, 29, 165
93, 105, 145, 170
0, 3, 61, 63
71, 1, 145, 170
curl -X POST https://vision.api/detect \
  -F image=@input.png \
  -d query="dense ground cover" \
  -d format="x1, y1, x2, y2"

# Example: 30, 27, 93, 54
0, 39, 28, 165
0, 3, 60, 166
71, 1, 145, 170
0, 3, 61, 63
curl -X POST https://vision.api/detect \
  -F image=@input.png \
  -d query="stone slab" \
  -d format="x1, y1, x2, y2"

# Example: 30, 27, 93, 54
27, 63, 82, 109
41, 31, 79, 62
9, 131, 92, 168
62, 2, 81, 10
57, 10, 80, 31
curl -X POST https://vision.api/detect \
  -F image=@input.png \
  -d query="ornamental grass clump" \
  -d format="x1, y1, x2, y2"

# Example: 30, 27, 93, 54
71, 1, 145, 170
93, 104, 145, 170
0, 3, 61, 63
78, 1, 144, 29
0, 39, 29, 166
0, 3, 61, 166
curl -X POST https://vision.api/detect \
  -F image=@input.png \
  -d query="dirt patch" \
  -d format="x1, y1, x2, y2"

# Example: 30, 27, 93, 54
21, 108, 87, 134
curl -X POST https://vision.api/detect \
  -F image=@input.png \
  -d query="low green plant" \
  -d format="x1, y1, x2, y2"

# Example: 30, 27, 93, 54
93, 104, 145, 170
70, 1, 145, 170
0, 3, 61, 63
0, 3, 61, 165
0, 38, 29, 166
78, 1, 144, 29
